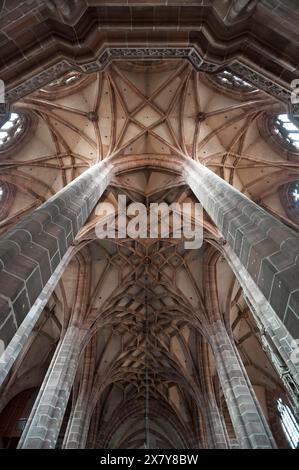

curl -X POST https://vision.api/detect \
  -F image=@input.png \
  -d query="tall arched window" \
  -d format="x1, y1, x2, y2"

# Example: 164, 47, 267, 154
44, 71, 82, 89
277, 398, 299, 449
0, 112, 25, 149
273, 114, 299, 152
290, 182, 299, 205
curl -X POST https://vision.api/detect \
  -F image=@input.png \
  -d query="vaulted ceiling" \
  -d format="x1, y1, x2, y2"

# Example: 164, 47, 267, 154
0, 59, 296, 448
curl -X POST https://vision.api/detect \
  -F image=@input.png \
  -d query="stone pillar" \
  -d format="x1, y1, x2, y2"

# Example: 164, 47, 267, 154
0, 161, 113, 386
18, 325, 85, 449
204, 401, 229, 449
62, 340, 96, 449
210, 320, 276, 449
224, 244, 299, 389
184, 160, 299, 346
62, 401, 93, 449
199, 336, 230, 449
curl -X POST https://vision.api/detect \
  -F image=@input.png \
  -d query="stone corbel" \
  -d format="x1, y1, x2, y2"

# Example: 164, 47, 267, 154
42, 0, 85, 23
214, 0, 259, 25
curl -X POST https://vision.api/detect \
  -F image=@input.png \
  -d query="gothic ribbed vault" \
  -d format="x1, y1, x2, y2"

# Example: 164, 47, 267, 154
0, 58, 297, 449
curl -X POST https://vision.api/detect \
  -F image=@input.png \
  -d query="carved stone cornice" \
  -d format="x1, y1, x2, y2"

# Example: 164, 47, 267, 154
3, 47, 295, 117
0, 2, 297, 105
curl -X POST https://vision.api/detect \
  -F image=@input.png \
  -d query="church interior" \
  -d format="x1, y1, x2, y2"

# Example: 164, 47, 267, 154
0, 0, 299, 449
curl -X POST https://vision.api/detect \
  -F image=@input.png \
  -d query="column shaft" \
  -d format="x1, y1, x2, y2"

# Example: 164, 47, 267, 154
205, 402, 229, 448
62, 340, 96, 449
185, 160, 299, 340
210, 320, 276, 448
0, 161, 112, 385
18, 325, 84, 449
63, 402, 92, 449
0, 161, 112, 348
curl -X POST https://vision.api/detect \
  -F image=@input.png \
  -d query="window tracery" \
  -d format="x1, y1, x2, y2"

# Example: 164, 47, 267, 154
287, 181, 299, 217
44, 71, 82, 90
271, 114, 299, 152
214, 70, 256, 91
38, 71, 95, 99
0, 112, 26, 150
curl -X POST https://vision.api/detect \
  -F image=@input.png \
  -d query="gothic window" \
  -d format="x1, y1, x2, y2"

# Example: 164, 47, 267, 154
38, 71, 94, 99
0, 112, 25, 150
278, 181, 299, 224
277, 398, 299, 449
43, 72, 82, 90
272, 114, 299, 152
290, 182, 299, 207
287, 181, 299, 219
215, 70, 255, 91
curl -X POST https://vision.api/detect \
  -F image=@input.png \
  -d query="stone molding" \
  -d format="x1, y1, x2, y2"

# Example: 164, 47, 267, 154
3, 47, 295, 119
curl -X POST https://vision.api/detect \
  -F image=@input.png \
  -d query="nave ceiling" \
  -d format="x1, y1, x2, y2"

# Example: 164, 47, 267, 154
0, 59, 297, 448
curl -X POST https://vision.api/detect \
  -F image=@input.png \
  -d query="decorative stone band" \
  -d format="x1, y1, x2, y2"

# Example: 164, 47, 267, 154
0, 161, 113, 350
184, 160, 299, 341
4, 48, 293, 108
3, 46, 296, 126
